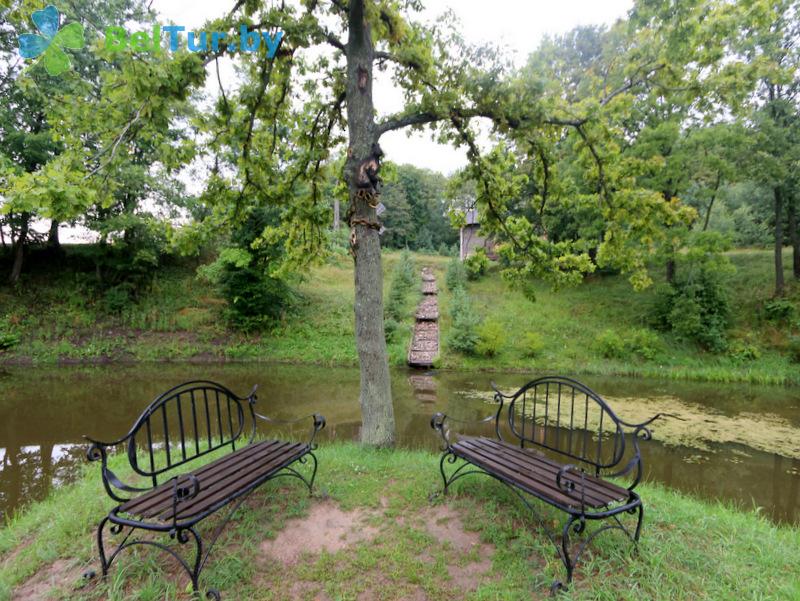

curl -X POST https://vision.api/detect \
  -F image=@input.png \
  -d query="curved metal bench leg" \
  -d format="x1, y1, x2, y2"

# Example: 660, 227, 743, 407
552, 503, 644, 595
634, 503, 644, 542
551, 514, 583, 594
439, 451, 490, 496
270, 452, 318, 496
90, 520, 218, 599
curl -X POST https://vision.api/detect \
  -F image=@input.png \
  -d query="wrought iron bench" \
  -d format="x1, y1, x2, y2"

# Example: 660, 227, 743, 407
84, 380, 325, 600
431, 376, 667, 594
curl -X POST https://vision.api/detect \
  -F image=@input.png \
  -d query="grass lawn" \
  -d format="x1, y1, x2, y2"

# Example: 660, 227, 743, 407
1, 246, 798, 385
0, 442, 798, 600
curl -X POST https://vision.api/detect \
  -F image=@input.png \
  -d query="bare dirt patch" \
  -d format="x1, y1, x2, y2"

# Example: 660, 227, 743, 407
357, 585, 427, 600
446, 556, 493, 590
421, 504, 482, 551
259, 500, 379, 565
12, 559, 73, 601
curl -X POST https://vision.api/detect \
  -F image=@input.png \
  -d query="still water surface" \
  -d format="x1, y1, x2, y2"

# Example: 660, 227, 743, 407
0, 364, 798, 524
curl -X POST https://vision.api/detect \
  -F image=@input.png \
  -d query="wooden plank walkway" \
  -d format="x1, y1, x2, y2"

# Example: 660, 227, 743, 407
408, 267, 440, 368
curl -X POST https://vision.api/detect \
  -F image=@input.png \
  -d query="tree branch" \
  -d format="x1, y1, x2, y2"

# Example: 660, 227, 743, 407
376, 111, 442, 136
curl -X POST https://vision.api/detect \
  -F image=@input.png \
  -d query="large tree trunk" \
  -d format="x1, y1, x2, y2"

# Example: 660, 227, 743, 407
774, 186, 785, 296
344, 0, 395, 447
8, 213, 30, 285
788, 195, 799, 280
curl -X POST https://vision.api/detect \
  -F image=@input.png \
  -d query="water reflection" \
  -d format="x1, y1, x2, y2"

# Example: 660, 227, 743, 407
0, 364, 798, 524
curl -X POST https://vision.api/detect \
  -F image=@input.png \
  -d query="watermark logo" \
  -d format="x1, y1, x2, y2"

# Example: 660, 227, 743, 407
105, 25, 284, 58
17, 5, 85, 76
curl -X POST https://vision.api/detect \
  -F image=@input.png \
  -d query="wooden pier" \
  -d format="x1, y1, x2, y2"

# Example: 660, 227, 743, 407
408, 267, 440, 368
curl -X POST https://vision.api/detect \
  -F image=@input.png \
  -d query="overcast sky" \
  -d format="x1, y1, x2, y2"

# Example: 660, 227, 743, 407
152, 0, 633, 175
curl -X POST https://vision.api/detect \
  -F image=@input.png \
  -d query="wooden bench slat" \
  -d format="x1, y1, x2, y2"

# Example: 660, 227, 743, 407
121, 440, 304, 521
121, 440, 282, 516
468, 437, 629, 502
457, 439, 615, 507
168, 442, 307, 521
454, 437, 626, 508
452, 439, 582, 508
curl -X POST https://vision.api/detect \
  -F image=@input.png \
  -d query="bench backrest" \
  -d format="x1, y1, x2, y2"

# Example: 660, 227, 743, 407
125, 381, 256, 485
501, 376, 625, 473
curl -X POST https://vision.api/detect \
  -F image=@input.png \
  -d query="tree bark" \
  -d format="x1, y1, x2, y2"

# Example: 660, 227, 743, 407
774, 186, 785, 296
702, 172, 722, 232
788, 194, 799, 280
8, 212, 30, 285
345, 0, 395, 447
666, 257, 676, 284
47, 219, 60, 250
333, 198, 340, 230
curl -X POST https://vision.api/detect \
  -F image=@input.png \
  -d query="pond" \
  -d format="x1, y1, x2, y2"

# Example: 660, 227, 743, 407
1, 364, 799, 525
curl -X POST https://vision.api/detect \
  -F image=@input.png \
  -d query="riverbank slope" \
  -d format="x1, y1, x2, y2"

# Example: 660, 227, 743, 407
0, 247, 798, 385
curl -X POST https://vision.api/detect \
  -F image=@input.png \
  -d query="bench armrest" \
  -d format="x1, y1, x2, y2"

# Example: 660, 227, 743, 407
85, 435, 155, 503
609, 413, 684, 491
430, 412, 498, 449
253, 412, 326, 448
431, 381, 507, 449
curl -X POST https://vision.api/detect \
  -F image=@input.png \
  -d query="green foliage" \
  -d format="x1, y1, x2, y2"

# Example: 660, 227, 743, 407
651, 233, 734, 352
446, 288, 481, 355
217, 267, 292, 332
475, 319, 506, 357
380, 165, 457, 252
198, 207, 294, 332
763, 299, 797, 323
0, 318, 20, 351
728, 340, 762, 362
596, 328, 663, 361
520, 331, 545, 358
384, 251, 416, 341
788, 337, 800, 364
596, 329, 627, 359
445, 257, 467, 291
464, 248, 489, 281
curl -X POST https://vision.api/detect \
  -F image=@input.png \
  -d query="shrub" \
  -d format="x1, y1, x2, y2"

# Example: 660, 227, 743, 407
396, 250, 416, 289
100, 282, 137, 314
650, 233, 733, 352
446, 288, 480, 354
728, 340, 762, 362
0, 319, 20, 352
476, 319, 506, 357
628, 328, 664, 360
521, 332, 545, 358
595, 328, 662, 361
763, 299, 797, 323
383, 317, 400, 342
197, 207, 294, 332
218, 266, 293, 332
464, 247, 489, 280
788, 337, 800, 364
384, 251, 417, 333
445, 258, 467, 291
596, 329, 627, 359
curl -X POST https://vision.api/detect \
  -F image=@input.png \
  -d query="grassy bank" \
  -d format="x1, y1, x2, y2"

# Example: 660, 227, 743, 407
438, 248, 800, 385
1, 247, 798, 385
1, 443, 798, 600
